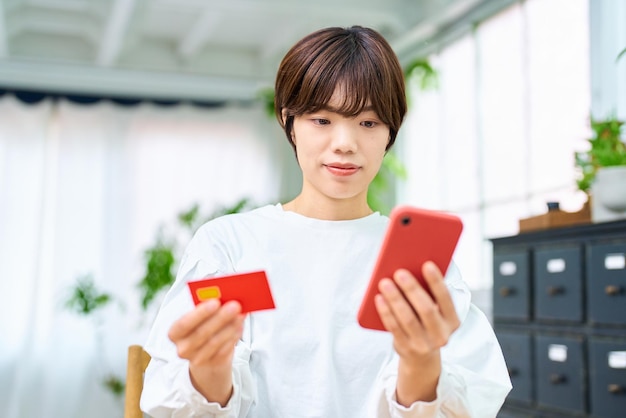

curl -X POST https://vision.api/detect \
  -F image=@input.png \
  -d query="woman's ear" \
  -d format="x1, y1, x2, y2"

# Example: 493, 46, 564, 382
283, 110, 296, 144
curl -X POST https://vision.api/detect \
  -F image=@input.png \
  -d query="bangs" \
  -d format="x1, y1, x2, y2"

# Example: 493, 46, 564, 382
289, 35, 388, 119
315, 77, 375, 117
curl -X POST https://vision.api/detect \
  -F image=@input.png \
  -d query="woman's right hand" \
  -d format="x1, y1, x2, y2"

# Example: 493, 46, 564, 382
168, 299, 245, 405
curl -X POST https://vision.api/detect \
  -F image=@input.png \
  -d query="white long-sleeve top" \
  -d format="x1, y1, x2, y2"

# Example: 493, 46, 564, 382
141, 204, 511, 418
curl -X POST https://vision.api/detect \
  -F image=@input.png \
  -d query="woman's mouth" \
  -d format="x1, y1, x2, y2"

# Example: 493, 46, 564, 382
324, 163, 360, 176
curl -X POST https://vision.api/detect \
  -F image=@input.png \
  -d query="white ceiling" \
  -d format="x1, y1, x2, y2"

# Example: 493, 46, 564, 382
0, 0, 497, 102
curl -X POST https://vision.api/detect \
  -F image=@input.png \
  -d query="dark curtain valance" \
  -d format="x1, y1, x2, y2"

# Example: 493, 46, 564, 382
0, 87, 230, 108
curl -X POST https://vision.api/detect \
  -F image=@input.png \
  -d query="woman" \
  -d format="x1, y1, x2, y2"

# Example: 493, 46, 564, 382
141, 26, 511, 417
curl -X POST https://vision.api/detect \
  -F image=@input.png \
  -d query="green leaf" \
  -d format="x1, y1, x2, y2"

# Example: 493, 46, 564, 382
102, 374, 125, 397
177, 203, 200, 230
574, 115, 626, 192
138, 240, 176, 310
404, 58, 439, 91
257, 87, 276, 118
368, 152, 407, 214
64, 274, 113, 316
204, 198, 253, 223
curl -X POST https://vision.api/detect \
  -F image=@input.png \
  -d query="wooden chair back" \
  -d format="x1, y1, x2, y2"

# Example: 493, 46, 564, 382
124, 345, 151, 418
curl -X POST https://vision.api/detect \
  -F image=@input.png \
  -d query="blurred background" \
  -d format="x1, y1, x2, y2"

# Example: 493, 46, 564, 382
0, 0, 624, 417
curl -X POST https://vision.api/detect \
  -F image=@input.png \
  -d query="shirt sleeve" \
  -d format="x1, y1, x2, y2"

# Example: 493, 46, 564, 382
368, 263, 513, 418
139, 225, 256, 418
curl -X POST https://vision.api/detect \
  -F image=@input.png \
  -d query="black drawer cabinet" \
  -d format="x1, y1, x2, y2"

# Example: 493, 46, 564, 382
491, 219, 626, 418
534, 246, 584, 322
493, 252, 531, 321
534, 334, 586, 413
498, 331, 533, 404
588, 338, 626, 417
587, 242, 626, 325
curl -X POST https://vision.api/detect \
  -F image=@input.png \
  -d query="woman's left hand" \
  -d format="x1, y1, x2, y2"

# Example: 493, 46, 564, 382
374, 260, 460, 404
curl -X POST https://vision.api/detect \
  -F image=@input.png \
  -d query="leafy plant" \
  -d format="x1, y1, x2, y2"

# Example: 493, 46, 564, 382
368, 152, 407, 214
138, 235, 177, 310
404, 58, 439, 91
137, 198, 255, 310
64, 274, 113, 316
575, 116, 626, 193
257, 87, 276, 119
63, 199, 255, 400
103, 374, 125, 398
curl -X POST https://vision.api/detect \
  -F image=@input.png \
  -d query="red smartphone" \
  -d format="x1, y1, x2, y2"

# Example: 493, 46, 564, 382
187, 270, 276, 314
357, 205, 463, 331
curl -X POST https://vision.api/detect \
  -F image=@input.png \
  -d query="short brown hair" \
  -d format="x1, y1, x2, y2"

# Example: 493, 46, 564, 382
274, 26, 407, 152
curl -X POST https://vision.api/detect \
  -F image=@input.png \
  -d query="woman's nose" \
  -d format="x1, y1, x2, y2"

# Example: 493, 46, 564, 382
331, 125, 358, 153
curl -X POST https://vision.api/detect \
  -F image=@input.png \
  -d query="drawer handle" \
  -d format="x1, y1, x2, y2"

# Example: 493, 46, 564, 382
549, 374, 567, 384
608, 384, 624, 394
605, 285, 623, 296
499, 287, 515, 297
547, 286, 564, 296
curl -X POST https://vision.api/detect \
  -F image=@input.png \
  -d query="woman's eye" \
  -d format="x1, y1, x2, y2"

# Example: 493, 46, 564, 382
313, 118, 330, 125
361, 121, 377, 128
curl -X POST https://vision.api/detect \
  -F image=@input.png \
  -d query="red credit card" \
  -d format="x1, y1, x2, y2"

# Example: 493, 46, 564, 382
187, 270, 275, 313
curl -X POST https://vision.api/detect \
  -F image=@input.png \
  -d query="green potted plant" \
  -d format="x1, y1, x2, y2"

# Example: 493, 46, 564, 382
63, 198, 255, 401
575, 116, 626, 221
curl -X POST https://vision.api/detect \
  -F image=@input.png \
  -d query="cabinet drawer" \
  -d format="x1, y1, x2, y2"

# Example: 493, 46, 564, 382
534, 334, 586, 413
493, 252, 530, 320
534, 246, 583, 322
587, 242, 626, 325
498, 331, 533, 404
589, 339, 626, 418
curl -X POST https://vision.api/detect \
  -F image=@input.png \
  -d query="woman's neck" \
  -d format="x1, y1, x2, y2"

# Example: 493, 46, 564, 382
282, 195, 373, 221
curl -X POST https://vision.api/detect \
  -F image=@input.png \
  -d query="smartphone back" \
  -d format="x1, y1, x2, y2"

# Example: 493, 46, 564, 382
357, 205, 463, 331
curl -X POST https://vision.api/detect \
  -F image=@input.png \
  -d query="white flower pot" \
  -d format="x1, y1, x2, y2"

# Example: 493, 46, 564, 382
591, 166, 626, 222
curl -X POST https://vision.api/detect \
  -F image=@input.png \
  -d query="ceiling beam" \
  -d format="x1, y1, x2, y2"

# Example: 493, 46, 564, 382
97, 0, 136, 66
0, 59, 263, 101
0, 1, 7, 58
392, 0, 518, 63
258, 24, 299, 64
21, 0, 100, 13
177, 9, 221, 59
392, 0, 483, 56
156, 0, 406, 32
8, 17, 100, 46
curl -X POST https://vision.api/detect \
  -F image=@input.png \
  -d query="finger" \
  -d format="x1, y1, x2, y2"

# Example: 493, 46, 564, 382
212, 316, 245, 359
374, 292, 410, 343
377, 277, 422, 337
194, 314, 245, 365
422, 262, 459, 324
168, 298, 221, 342
408, 263, 459, 346
182, 301, 242, 354
391, 269, 446, 336
392, 268, 437, 313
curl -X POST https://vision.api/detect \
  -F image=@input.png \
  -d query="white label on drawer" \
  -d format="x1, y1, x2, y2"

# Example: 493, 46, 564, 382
548, 344, 568, 362
547, 258, 566, 273
605, 254, 626, 270
608, 351, 626, 369
499, 261, 517, 276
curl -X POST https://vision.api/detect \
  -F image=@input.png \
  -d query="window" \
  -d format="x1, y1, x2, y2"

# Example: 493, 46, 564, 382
399, 0, 590, 298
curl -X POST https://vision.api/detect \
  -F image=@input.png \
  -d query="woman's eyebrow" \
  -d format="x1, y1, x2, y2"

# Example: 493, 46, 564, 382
319, 105, 375, 113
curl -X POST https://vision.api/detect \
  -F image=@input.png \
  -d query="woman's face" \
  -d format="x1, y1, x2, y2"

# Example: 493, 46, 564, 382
290, 89, 390, 207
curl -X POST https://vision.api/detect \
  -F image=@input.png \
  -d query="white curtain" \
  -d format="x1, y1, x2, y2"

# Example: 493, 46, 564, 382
0, 95, 290, 418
